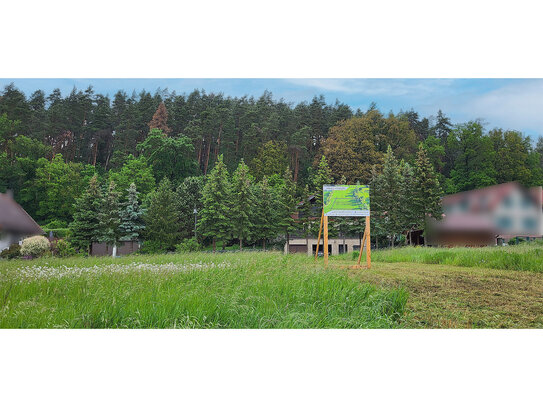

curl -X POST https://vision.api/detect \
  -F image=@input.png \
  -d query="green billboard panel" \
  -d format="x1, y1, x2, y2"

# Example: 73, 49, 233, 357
323, 185, 370, 217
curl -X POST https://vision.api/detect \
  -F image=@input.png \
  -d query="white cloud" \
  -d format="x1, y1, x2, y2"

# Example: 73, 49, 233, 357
285, 78, 456, 97
460, 80, 543, 134
433, 80, 543, 136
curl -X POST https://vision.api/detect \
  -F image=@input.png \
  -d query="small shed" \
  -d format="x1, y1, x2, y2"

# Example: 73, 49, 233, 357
90, 240, 140, 256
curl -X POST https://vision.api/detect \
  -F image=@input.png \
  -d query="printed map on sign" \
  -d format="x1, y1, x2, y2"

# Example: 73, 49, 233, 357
323, 185, 370, 217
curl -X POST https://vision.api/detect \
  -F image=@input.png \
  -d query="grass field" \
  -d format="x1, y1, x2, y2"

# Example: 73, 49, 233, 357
365, 243, 543, 273
2, 245, 542, 329
0, 252, 407, 328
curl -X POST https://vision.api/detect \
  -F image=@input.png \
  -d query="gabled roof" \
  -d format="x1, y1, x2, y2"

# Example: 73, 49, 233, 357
0, 193, 43, 235
443, 182, 542, 212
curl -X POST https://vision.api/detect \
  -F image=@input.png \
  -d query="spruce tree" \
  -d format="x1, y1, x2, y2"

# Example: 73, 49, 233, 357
119, 183, 145, 242
148, 102, 171, 135
311, 155, 333, 236
70, 175, 102, 254
144, 177, 180, 251
413, 144, 443, 236
230, 159, 254, 250
277, 168, 298, 253
198, 155, 231, 251
298, 185, 312, 253
374, 146, 404, 247
253, 176, 277, 250
369, 166, 384, 249
399, 161, 418, 245
176, 176, 204, 240
98, 180, 122, 256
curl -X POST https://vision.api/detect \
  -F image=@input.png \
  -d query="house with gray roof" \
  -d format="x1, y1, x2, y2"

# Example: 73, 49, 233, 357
0, 191, 43, 251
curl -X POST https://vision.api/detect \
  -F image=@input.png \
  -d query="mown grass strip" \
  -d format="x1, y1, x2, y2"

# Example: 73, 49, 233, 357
351, 242, 543, 273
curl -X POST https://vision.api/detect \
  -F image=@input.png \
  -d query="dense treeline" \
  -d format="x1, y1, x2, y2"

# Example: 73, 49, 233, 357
1, 83, 543, 249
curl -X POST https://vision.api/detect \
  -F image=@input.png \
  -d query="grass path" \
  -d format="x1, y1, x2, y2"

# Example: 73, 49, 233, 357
332, 260, 543, 328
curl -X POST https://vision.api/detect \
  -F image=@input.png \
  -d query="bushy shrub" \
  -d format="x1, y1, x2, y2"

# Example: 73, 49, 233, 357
20, 235, 50, 258
508, 237, 526, 245
51, 239, 76, 257
0, 243, 21, 259
42, 228, 70, 239
176, 238, 201, 253
44, 220, 68, 229
139, 240, 168, 254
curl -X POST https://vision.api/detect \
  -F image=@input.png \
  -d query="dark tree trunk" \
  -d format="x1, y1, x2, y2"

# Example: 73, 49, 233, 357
204, 135, 212, 175
197, 137, 203, 168
293, 150, 299, 183
215, 123, 223, 162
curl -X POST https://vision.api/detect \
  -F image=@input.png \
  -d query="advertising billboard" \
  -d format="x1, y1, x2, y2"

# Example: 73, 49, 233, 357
323, 185, 370, 217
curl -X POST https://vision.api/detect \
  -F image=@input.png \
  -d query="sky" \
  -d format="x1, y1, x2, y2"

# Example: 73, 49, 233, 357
2, 78, 542, 139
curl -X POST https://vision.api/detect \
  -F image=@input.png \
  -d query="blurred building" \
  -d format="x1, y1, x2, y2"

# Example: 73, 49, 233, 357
427, 182, 543, 246
0, 191, 43, 251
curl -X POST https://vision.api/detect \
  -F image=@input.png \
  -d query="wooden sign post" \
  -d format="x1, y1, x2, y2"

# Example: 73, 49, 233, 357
323, 214, 329, 267
314, 210, 324, 261
356, 216, 371, 268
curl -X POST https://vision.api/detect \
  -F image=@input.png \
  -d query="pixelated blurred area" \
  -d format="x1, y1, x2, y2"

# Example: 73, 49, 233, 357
427, 182, 543, 246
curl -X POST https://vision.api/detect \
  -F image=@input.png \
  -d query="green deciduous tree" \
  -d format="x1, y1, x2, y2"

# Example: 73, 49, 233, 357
108, 154, 156, 200
33, 154, 95, 223
137, 128, 197, 185
250, 140, 289, 181
447, 121, 496, 193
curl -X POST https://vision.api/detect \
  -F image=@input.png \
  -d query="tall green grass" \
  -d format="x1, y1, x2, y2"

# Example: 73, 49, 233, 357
0, 252, 407, 328
353, 242, 543, 272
